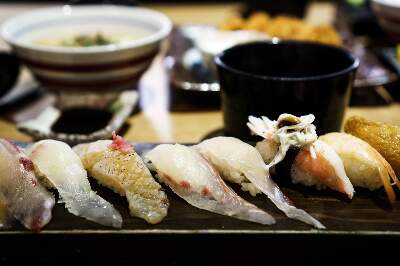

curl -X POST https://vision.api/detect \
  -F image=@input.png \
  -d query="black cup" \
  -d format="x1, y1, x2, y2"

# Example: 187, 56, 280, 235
215, 41, 359, 140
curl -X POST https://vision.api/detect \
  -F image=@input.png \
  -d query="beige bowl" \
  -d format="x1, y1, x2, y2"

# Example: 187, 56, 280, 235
1, 5, 172, 92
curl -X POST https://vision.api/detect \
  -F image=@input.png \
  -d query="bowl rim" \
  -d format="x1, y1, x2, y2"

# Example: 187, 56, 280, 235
0, 5, 172, 54
371, 0, 400, 9
215, 40, 359, 82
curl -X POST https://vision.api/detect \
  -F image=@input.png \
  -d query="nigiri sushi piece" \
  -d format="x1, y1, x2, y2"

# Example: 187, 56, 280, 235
196, 137, 325, 229
247, 114, 317, 168
320, 132, 400, 203
73, 133, 169, 224
145, 144, 275, 225
247, 114, 355, 199
27, 140, 122, 228
291, 139, 355, 199
0, 139, 55, 231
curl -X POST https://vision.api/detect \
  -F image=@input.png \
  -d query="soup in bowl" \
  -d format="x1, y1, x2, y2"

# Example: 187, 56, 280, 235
1, 5, 172, 92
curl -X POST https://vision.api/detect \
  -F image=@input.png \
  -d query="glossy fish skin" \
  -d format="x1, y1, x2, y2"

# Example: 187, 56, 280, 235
0, 139, 55, 231
28, 140, 122, 228
320, 132, 399, 204
74, 140, 169, 224
145, 144, 275, 225
196, 137, 325, 229
345, 116, 400, 177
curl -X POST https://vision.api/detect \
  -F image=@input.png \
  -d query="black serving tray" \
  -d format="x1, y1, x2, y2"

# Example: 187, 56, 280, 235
1, 143, 400, 264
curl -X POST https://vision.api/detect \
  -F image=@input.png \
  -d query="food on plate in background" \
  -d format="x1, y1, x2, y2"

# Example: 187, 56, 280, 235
196, 136, 325, 229
247, 114, 354, 199
36, 32, 144, 47
74, 133, 169, 224
145, 143, 275, 225
320, 133, 400, 204
0, 139, 55, 231
219, 12, 342, 46
27, 140, 123, 228
194, 29, 268, 72
345, 116, 400, 178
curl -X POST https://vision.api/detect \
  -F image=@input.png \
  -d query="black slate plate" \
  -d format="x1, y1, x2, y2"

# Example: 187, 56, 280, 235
1, 142, 400, 264
3, 142, 399, 234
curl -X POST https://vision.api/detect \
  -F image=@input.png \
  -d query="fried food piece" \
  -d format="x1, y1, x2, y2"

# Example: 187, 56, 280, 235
243, 12, 271, 32
219, 12, 342, 46
219, 16, 245, 31
345, 116, 400, 178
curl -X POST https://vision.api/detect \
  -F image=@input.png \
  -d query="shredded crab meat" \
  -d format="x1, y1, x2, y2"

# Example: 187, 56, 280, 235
109, 132, 133, 153
247, 114, 318, 169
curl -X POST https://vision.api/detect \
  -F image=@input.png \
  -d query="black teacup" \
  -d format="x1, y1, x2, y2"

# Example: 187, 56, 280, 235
215, 41, 359, 140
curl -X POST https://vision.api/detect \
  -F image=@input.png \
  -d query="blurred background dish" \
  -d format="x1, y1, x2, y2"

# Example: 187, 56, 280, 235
371, 0, 400, 41
0, 52, 20, 98
1, 5, 172, 92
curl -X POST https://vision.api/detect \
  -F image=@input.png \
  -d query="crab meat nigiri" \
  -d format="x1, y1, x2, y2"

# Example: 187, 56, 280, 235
196, 137, 325, 229
27, 140, 122, 228
248, 114, 355, 199
247, 114, 317, 168
320, 132, 400, 203
73, 134, 169, 224
0, 139, 55, 231
145, 144, 275, 225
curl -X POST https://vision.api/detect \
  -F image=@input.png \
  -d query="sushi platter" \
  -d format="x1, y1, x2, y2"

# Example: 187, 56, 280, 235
1, 114, 400, 264
2, 141, 400, 235
1, 114, 400, 235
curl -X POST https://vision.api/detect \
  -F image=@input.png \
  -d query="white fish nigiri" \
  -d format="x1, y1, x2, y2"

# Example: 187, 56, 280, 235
196, 137, 325, 229
0, 139, 55, 231
27, 140, 122, 228
320, 133, 399, 203
291, 140, 355, 199
145, 144, 275, 225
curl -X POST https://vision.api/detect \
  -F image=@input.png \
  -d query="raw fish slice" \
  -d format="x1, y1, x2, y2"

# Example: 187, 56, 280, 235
247, 114, 317, 168
74, 136, 169, 224
320, 133, 399, 203
291, 139, 355, 199
145, 144, 275, 225
28, 140, 122, 228
0, 139, 54, 231
196, 137, 325, 229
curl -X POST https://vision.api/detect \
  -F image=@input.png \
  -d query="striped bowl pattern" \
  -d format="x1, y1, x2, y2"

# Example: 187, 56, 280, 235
1, 5, 172, 92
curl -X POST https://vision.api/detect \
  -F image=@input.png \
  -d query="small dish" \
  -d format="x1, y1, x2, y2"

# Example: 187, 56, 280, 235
1, 5, 172, 92
17, 90, 138, 145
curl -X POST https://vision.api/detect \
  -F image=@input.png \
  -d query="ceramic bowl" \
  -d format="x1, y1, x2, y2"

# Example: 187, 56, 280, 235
1, 5, 172, 92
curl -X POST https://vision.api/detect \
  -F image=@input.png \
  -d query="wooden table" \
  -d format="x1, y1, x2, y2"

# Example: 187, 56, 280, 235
0, 2, 400, 144
1, 4, 400, 265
